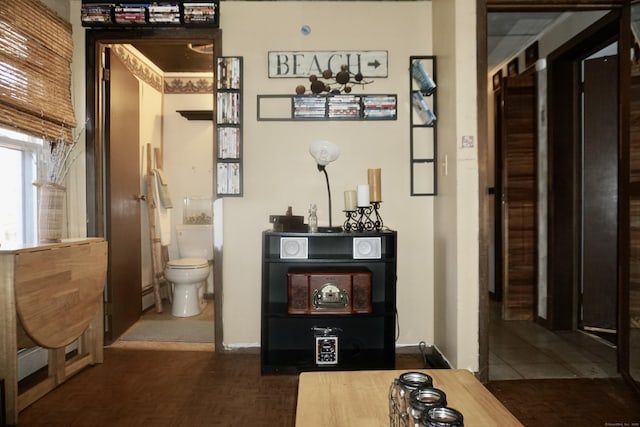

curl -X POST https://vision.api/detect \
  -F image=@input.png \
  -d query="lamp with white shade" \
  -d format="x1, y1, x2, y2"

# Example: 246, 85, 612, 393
309, 140, 343, 232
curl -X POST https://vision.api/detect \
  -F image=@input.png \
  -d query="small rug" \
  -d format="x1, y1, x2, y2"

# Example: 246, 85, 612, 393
119, 319, 214, 343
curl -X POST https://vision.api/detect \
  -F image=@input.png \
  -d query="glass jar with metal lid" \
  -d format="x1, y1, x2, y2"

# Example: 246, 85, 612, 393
422, 406, 464, 427
389, 371, 433, 427
407, 387, 447, 427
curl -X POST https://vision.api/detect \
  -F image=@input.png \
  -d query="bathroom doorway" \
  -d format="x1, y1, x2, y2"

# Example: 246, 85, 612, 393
85, 28, 224, 350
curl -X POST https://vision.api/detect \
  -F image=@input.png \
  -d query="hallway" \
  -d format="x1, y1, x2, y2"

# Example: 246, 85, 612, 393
489, 301, 618, 380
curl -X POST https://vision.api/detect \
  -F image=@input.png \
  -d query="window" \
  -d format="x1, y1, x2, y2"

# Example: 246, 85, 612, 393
0, 127, 42, 246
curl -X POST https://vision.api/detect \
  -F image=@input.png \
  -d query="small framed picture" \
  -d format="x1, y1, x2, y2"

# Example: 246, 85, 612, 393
507, 58, 519, 76
525, 41, 539, 69
492, 69, 503, 91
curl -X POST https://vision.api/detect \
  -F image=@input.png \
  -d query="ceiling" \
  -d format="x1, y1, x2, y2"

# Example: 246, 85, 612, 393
487, 12, 563, 71
132, 42, 215, 73
130, 12, 565, 74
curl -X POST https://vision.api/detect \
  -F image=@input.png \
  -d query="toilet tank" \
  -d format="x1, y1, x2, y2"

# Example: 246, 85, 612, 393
176, 224, 214, 260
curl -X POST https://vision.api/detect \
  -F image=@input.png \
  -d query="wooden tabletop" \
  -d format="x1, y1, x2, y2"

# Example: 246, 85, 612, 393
295, 369, 523, 426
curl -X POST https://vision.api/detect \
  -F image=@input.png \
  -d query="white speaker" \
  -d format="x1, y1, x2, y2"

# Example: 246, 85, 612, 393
353, 237, 381, 259
280, 237, 308, 259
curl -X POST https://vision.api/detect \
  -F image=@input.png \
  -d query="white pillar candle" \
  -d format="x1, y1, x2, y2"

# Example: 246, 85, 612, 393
344, 190, 357, 211
357, 184, 370, 207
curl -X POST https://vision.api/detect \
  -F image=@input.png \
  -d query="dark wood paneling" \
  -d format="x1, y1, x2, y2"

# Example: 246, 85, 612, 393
501, 74, 537, 320
547, 56, 580, 330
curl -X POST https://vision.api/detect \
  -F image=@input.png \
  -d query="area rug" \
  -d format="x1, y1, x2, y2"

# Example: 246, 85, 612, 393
119, 319, 214, 343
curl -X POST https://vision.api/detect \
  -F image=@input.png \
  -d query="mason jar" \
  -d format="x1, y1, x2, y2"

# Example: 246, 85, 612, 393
422, 406, 464, 427
407, 387, 447, 427
389, 372, 433, 427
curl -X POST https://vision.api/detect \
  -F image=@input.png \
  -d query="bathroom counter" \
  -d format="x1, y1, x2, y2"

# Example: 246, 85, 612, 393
0, 238, 108, 425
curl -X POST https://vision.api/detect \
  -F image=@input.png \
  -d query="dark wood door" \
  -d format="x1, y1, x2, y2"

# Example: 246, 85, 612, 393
104, 48, 142, 343
501, 74, 537, 320
493, 89, 504, 301
581, 55, 618, 335
626, 36, 640, 394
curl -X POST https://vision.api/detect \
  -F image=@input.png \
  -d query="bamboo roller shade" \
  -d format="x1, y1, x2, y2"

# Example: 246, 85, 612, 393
0, 0, 76, 143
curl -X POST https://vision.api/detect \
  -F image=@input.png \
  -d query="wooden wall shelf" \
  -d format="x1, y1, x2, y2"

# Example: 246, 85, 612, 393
177, 110, 214, 121
257, 94, 397, 121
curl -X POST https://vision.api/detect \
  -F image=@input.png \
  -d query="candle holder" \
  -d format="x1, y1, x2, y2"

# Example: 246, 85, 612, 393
353, 202, 384, 232
343, 210, 359, 232
356, 206, 373, 232
350, 202, 384, 232
372, 201, 384, 230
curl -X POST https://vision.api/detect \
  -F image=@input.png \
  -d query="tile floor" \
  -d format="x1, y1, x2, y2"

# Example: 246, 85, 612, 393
489, 301, 618, 380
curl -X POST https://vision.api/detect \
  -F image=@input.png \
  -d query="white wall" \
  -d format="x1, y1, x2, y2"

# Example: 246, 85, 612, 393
432, 0, 479, 371
67, 0, 483, 369
163, 91, 215, 293
68, 1, 86, 239
138, 71, 164, 289
219, 1, 435, 349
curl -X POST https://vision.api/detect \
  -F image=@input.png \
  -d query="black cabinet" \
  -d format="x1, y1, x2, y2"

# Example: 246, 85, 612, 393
261, 230, 397, 374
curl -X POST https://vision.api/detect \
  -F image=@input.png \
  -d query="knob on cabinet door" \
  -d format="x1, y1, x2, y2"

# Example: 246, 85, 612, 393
134, 194, 146, 201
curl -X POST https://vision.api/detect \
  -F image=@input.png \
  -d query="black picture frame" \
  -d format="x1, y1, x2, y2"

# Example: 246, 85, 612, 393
492, 69, 503, 91
507, 58, 519, 76
525, 41, 539, 69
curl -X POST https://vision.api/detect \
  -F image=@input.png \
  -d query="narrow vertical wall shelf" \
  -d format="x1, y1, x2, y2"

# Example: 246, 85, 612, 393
409, 56, 437, 196
216, 56, 243, 197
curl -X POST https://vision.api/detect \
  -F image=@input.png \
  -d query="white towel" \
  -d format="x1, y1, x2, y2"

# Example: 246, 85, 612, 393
152, 170, 172, 246
153, 169, 173, 208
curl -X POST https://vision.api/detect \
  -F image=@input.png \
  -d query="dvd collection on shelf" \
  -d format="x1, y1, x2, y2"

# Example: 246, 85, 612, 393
217, 93, 240, 125
363, 95, 397, 119
292, 94, 397, 120
80, 2, 218, 26
217, 57, 241, 90
215, 57, 242, 196
293, 96, 326, 119
217, 128, 240, 159
216, 163, 240, 195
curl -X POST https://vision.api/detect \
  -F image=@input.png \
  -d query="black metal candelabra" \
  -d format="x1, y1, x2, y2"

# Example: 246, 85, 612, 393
343, 202, 384, 232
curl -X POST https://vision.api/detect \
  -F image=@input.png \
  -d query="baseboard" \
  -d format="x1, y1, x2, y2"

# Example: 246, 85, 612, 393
418, 341, 451, 369
18, 342, 78, 381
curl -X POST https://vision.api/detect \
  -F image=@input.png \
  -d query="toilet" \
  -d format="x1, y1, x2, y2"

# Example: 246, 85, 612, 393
165, 224, 213, 317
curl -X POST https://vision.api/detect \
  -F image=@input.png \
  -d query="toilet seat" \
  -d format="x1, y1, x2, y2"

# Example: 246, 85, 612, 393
166, 258, 208, 269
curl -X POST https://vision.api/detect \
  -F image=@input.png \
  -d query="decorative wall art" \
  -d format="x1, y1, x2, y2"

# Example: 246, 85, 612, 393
507, 57, 519, 76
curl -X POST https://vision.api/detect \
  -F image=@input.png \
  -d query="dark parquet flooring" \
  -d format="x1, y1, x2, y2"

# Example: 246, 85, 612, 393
15, 348, 640, 427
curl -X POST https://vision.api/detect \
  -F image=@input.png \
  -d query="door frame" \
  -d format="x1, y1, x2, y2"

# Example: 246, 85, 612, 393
84, 28, 225, 351
477, 0, 626, 383
545, 12, 620, 332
